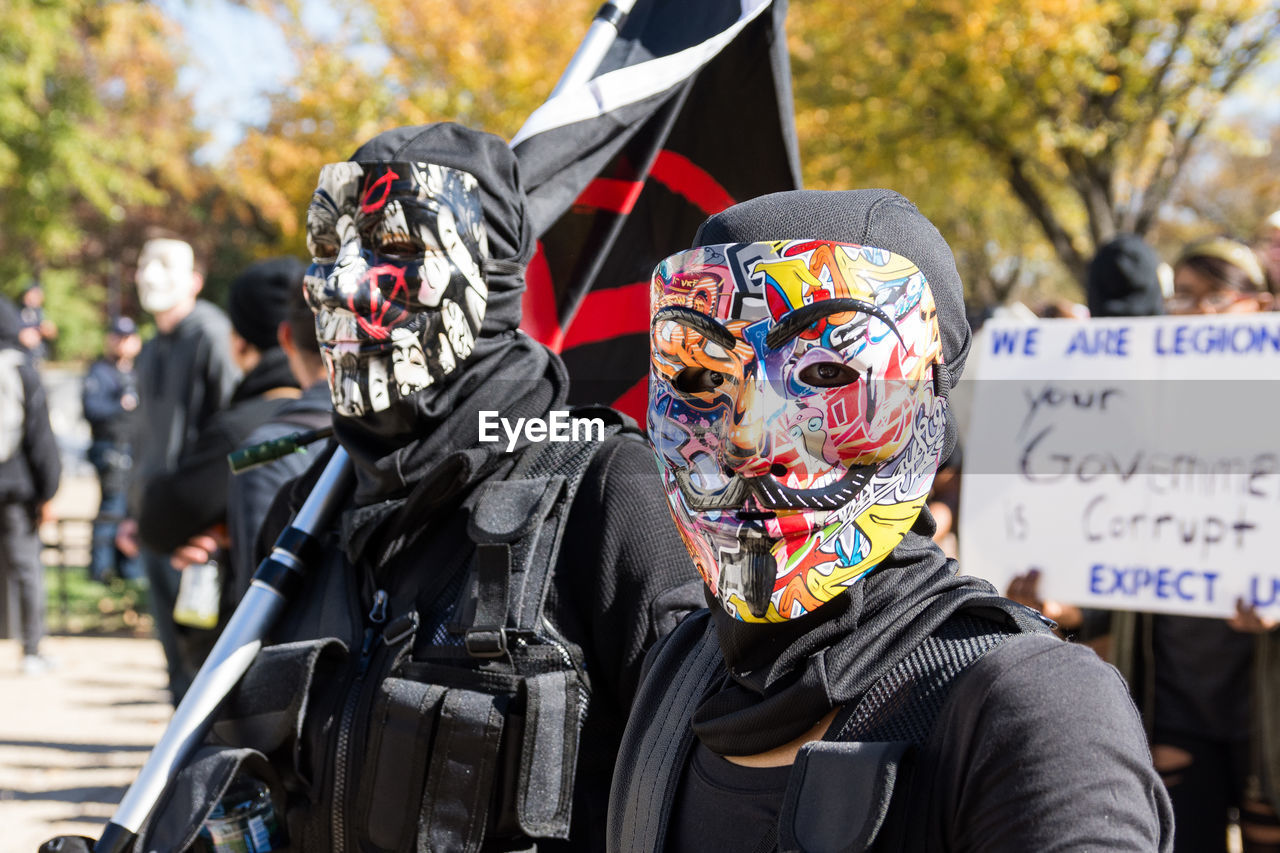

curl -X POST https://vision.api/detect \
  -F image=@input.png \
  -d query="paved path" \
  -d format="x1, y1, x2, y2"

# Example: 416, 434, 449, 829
0, 635, 170, 853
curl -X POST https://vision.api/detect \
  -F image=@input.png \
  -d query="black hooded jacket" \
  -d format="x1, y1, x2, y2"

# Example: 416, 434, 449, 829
137, 347, 299, 553
0, 297, 60, 507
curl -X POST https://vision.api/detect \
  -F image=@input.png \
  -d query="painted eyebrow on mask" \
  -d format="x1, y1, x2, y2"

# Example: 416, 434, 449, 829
652, 306, 737, 351
764, 298, 904, 350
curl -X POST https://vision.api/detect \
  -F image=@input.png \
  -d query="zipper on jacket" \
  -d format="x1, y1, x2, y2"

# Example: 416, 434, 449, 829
331, 590, 388, 853
542, 630, 591, 730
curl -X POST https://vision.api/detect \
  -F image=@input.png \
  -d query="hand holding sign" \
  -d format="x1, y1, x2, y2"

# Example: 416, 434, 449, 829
1005, 569, 1084, 632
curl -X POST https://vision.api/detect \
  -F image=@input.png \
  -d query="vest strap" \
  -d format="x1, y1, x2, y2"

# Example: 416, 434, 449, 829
465, 543, 512, 658
608, 611, 723, 853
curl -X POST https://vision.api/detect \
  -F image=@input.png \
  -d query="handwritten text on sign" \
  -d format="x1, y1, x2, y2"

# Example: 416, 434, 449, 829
958, 314, 1280, 619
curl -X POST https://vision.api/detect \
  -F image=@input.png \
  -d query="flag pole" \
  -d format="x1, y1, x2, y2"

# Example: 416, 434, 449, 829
548, 0, 640, 98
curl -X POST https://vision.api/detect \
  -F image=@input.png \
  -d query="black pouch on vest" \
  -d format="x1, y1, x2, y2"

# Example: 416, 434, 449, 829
214, 637, 348, 791
135, 746, 284, 853
352, 668, 512, 853
135, 637, 348, 852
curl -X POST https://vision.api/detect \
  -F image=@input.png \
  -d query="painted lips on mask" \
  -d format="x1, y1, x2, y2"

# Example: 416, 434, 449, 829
672, 462, 878, 512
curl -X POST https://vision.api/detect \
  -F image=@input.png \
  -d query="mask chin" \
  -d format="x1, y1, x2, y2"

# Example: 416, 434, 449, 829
322, 331, 433, 418
138, 285, 180, 314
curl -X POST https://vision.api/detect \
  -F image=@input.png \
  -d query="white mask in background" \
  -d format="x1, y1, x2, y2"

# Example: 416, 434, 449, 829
136, 238, 198, 314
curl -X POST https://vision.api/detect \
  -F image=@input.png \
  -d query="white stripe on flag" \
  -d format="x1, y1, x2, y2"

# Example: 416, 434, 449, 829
510, 0, 771, 147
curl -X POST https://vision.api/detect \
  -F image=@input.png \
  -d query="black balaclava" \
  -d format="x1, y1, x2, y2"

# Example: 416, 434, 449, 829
317, 124, 563, 535
685, 189, 1007, 756
1086, 234, 1165, 318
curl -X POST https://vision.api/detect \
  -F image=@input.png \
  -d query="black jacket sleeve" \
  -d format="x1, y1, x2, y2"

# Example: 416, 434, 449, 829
929, 634, 1173, 852
226, 429, 317, 599
552, 433, 704, 712
191, 311, 240, 436
20, 361, 60, 504
81, 360, 123, 428
136, 412, 240, 553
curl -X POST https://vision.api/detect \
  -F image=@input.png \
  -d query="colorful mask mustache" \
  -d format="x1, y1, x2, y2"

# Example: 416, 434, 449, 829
647, 240, 948, 622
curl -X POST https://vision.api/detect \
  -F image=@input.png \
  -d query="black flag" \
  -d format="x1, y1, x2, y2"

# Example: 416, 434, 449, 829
512, 0, 801, 420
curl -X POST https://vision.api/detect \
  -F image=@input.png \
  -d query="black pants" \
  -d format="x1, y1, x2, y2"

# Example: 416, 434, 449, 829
1156, 730, 1252, 853
0, 502, 44, 656
142, 547, 221, 705
88, 440, 141, 582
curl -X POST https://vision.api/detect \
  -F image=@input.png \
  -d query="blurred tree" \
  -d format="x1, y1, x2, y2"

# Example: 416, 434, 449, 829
0, 0, 266, 360
231, 0, 596, 255
790, 0, 1280, 297
1160, 119, 1280, 244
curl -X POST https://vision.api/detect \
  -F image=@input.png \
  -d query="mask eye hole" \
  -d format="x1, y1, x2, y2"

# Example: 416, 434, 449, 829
674, 366, 727, 395
309, 237, 339, 264
798, 361, 859, 388
376, 237, 421, 260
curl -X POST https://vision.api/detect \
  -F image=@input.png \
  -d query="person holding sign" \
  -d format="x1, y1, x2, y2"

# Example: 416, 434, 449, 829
1140, 238, 1278, 853
1008, 235, 1280, 853
609, 190, 1172, 852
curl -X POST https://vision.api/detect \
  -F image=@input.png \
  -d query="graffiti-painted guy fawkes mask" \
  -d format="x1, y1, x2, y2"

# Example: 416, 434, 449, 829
648, 241, 948, 622
305, 161, 490, 416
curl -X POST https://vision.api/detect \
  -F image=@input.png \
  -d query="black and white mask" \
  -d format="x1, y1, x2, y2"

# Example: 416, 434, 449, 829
304, 160, 489, 416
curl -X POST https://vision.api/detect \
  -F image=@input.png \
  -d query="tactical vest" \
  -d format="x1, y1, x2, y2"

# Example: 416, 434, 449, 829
138, 413, 630, 853
607, 601, 1054, 853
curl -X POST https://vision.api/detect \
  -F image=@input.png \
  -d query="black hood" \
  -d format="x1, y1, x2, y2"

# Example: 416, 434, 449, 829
695, 188, 969, 460
695, 188, 970, 383
333, 124, 565, 529
349, 122, 534, 337
1087, 234, 1164, 318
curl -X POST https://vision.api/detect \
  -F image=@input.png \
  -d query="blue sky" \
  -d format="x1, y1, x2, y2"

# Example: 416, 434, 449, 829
156, 0, 294, 160
155, 0, 362, 161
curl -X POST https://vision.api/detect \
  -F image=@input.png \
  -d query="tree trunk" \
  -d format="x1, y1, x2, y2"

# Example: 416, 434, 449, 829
1003, 155, 1089, 284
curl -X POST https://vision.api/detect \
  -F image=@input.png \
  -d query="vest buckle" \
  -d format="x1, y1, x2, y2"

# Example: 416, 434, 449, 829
464, 627, 508, 658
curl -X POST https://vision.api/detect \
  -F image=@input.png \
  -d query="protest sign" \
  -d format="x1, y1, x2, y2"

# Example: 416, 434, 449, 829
959, 313, 1280, 618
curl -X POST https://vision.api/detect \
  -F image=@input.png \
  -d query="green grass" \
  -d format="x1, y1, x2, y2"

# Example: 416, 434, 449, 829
44, 565, 153, 636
